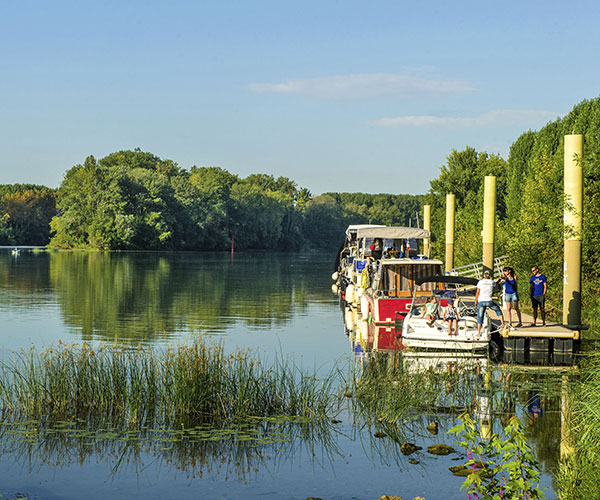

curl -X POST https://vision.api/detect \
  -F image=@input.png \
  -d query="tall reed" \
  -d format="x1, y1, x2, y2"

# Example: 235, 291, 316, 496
0, 341, 338, 428
557, 352, 600, 499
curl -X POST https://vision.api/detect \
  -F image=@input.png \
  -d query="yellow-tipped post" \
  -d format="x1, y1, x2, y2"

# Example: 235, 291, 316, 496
563, 134, 583, 338
445, 194, 455, 274
423, 204, 431, 258
482, 176, 497, 276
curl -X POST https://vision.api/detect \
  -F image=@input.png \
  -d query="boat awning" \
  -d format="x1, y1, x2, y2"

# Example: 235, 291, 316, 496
414, 275, 479, 286
356, 226, 431, 239
345, 224, 386, 237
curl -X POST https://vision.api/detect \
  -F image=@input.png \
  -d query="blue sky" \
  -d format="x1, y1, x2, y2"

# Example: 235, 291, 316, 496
1, 0, 599, 195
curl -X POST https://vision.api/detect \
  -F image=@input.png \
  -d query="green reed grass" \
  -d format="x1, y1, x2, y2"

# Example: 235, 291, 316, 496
557, 352, 600, 499
0, 341, 338, 428
351, 352, 485, 425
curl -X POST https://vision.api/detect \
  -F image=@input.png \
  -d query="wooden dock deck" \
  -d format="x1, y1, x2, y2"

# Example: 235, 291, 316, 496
501, 311, 578, 339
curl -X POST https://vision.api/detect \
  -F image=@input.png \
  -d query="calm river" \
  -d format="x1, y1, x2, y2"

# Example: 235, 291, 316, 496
0, 250, 560, 499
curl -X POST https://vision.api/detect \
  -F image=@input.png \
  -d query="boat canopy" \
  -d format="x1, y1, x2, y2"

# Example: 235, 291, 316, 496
414, 275, 479, 286
345, 224, 386, 237
356, 226, 430, 239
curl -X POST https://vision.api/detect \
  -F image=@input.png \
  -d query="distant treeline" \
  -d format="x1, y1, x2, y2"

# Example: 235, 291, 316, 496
0, 150, 422, 250
0, 184, 56, 245
426, 96, 600, 325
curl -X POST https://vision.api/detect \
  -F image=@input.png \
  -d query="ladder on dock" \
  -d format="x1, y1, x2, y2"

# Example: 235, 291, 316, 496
451, 255, 508, 279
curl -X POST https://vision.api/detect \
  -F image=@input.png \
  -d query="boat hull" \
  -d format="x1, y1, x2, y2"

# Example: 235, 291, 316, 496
402, 316, 491, 352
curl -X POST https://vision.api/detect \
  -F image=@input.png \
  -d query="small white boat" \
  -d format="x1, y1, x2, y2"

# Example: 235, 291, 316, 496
401, 275, 493, 351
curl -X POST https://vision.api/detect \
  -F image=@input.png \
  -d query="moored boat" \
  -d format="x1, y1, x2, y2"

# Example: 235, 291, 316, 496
333, 224, 385, 294
355, 226, 441, 322
401, 275, 493, 351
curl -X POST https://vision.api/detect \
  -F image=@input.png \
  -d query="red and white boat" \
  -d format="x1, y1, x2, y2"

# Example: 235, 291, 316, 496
354, 226, 443, 325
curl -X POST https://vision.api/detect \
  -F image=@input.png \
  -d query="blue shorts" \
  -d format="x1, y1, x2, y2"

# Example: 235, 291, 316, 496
477, 300, 502, 324
504, 292, 519, 303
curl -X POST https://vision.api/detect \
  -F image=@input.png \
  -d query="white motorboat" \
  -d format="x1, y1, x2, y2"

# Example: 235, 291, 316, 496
401, 275, 494, 351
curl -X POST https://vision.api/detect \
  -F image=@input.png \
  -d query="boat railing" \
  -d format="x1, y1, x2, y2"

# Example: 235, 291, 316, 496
451, 255, 508, 279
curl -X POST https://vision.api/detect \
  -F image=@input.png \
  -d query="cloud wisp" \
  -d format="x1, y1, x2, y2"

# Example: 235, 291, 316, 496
373, 109, 560, 128
247, 73, 476, 100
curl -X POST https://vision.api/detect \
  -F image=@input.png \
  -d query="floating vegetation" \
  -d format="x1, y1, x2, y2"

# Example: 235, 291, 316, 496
0, 340, 340, 429
0, 416, 343, 482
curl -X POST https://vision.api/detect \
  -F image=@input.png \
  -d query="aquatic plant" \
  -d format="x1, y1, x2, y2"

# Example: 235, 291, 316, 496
449, 413, 545, 500
350, 351, 487, 425
0, 341, 339, 428
0, 414, 342, 483
556, 352, 600, 499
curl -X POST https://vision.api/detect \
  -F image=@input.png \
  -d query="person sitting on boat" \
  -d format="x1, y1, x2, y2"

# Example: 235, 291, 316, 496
369, 238, 383, 259
444, 298, 460, 336
420, 296, 438, 327
384, 246, 399, 259
475, 270, 505, 337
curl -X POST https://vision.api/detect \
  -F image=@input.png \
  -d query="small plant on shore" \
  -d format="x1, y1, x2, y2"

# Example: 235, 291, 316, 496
449, 413, 545, 500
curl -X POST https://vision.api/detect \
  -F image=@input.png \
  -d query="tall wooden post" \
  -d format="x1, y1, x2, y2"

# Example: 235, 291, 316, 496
445, 194, 455, 274
563, 134, 583, 337
482, 176, 496, 276
423, 204, 431, 258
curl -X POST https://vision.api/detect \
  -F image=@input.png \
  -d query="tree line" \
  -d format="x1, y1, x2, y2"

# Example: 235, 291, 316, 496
0, 184, 56, 245
425, 96, 600, 326
1, 149, 422, 250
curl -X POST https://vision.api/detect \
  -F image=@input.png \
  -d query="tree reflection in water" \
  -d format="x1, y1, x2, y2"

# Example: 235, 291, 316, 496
0, 251, 334, 342
0, 418, 342, 483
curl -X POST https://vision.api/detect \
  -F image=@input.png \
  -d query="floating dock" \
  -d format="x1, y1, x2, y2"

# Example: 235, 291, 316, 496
502, 312, 577, 339
501, 311, 578, 357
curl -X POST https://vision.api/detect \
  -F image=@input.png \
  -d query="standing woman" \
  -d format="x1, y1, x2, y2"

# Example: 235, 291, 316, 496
502, 267, 522, 328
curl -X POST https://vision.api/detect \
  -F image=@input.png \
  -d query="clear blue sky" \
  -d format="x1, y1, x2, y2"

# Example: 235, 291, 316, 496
1, 0, 598, 195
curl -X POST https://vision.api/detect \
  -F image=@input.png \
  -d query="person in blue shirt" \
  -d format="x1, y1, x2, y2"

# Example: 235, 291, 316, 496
500, 267, 522, 328
529, 265, 547, 327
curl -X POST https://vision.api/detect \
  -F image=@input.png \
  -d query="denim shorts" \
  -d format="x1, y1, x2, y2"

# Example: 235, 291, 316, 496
504, 292, 519, 303
477, 300, 502, 324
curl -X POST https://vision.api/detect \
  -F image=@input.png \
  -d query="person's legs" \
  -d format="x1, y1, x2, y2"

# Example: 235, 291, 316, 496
506, 301, 513, 325
425, 314, 434, 327
477, 303, 487, 336
514, 300, 522, 326
540, 298, 546, 326
447, 318, 455, 335
490, 302, 505, 329
531, 297, 538, 326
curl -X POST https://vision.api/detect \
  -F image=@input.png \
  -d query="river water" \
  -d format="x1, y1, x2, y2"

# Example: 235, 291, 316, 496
0, 250, 560, 499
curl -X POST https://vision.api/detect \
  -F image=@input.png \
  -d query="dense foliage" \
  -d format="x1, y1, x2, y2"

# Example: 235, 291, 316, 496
46, 149, 422, 251
425, 97, 600, 327
0, 184, 56, 245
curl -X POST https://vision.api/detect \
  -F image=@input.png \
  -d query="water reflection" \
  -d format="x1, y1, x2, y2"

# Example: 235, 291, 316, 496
0, 251, 334, 342
342, 294, 575, 496
0, 418, 342, 483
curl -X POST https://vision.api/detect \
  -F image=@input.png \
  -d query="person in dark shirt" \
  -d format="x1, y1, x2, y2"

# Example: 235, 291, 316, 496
529, 265, 547, 327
